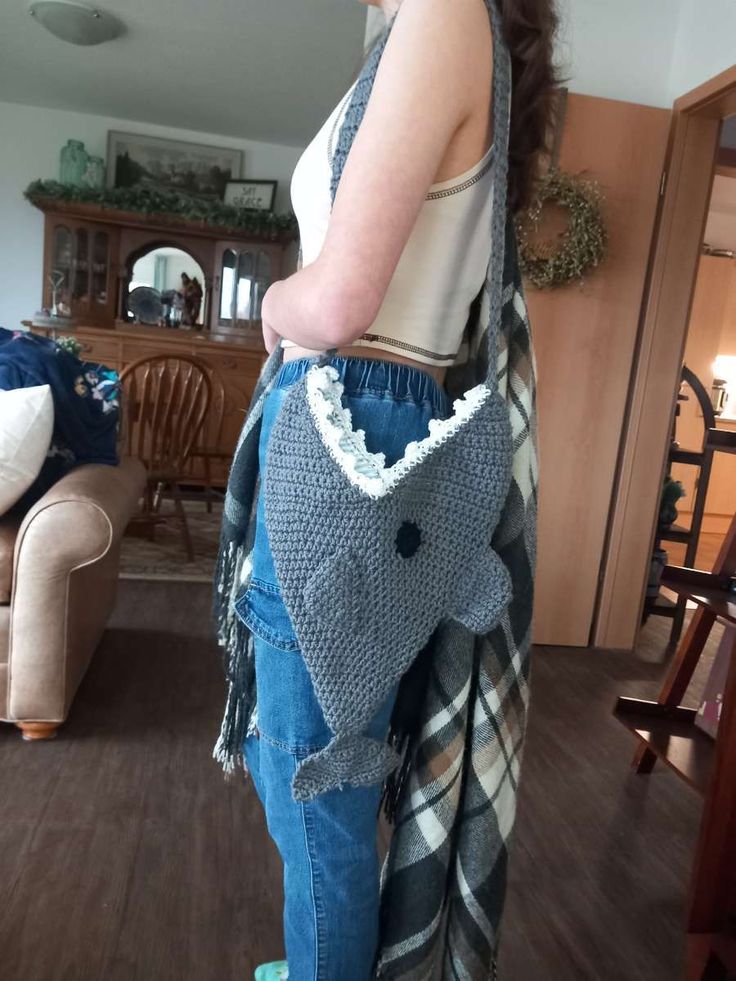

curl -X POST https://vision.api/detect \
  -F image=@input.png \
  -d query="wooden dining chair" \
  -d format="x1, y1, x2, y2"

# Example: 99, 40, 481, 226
188, 367, 229, 513
119, 354, 212, 560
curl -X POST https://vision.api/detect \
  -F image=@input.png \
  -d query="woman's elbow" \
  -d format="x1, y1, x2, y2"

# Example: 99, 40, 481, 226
321, 314, 369, 349
319, 282, 383, 348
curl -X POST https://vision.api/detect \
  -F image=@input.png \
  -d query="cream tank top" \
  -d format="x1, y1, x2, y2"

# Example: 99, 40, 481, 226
286, 79, 496, 367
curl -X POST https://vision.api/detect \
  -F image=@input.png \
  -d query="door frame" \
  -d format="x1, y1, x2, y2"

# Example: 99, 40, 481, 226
593, 64, 736, 650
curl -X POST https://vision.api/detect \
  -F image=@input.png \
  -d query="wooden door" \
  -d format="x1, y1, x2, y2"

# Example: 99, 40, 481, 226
528, 93, 671, 646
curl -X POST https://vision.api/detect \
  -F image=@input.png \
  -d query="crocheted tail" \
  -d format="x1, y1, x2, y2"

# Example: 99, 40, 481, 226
291, 734, 401, 803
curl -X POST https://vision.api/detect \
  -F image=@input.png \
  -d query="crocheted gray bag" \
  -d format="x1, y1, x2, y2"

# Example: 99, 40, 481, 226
261, 0, 514, 802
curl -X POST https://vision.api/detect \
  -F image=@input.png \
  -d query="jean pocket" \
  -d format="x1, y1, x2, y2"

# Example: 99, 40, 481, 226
234, 578, 300, 652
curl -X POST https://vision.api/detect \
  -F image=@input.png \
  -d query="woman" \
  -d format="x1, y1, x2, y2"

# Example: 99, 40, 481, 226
217, 0, 559, 977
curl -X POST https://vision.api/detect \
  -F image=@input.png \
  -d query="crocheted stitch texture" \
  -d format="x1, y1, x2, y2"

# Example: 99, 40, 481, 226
263, 375, 513, 800
255, 0, 515, 801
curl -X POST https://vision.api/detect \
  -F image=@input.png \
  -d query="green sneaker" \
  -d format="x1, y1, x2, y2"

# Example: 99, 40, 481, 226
254, 962, 289, 981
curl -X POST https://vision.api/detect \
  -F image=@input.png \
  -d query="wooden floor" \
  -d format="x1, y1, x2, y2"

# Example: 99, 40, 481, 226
0, 580, 713, 980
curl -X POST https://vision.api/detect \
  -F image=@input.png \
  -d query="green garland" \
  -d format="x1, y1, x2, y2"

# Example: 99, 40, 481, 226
24, 179, 299, 238
514, 169, 607, 289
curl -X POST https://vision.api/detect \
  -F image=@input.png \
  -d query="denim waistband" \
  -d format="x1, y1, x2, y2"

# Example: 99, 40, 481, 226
273, 355, 451, 415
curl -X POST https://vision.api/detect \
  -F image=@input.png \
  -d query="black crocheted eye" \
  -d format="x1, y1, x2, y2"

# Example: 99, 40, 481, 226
395, 520, 421, 559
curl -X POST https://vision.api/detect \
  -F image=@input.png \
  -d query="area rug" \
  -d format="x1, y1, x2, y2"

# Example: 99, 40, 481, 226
119, 499, 222, 583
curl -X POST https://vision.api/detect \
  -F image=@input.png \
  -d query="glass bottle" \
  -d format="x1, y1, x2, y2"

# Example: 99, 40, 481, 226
59, 139, 89, 186
84, 155, 105, 190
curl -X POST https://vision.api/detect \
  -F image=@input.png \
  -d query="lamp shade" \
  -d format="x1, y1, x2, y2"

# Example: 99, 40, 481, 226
28, 1, 124, 46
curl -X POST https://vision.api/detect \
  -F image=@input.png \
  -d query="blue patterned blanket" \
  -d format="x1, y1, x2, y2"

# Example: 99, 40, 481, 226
0, 327, 120, 509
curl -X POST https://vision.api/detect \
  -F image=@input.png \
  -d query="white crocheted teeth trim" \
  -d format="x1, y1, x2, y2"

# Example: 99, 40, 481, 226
305, 365, 491, 499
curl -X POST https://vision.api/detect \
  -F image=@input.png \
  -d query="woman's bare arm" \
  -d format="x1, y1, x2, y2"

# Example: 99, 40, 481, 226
261, 0, 491, 352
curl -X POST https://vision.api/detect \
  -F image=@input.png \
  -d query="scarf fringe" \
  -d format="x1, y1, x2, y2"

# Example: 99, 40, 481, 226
380, 635, 436, 822
211, 538, 253, 779
380, 732, 415, 824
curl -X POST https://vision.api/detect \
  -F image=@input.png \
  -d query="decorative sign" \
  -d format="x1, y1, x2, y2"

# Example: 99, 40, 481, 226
224, 179, 277, 212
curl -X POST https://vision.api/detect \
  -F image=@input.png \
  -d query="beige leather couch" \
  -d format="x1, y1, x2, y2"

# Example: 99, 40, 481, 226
0, 458, 145, 740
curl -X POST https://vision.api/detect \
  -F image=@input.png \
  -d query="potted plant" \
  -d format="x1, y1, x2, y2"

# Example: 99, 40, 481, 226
658, 475, 686, 530
646, 476, 686, 599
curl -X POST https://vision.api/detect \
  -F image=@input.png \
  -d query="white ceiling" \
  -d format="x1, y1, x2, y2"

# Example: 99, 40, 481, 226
0, 0, 371, 148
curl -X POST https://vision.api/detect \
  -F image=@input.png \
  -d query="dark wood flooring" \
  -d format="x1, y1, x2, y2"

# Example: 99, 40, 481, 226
0, 581, 715, 980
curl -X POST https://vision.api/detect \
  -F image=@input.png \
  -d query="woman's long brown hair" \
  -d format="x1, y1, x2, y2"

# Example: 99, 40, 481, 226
359, 0, 564, 215
500, 0, 564, 213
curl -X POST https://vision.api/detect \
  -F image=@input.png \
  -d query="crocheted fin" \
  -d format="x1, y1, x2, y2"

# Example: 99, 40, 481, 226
291, 734, 401, 802
453, 547, 513, 633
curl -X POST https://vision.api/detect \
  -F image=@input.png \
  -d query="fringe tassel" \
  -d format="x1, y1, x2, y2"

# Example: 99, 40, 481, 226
211, 538, 254, 779
380, 732, 415, 825
380, 635, 436, 823
211, 617, 254, 778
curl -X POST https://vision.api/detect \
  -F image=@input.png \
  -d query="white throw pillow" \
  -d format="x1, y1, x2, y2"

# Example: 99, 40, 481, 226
0, 385, 54, 516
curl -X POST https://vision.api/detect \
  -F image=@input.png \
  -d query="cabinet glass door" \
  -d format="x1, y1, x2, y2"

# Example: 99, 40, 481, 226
219, 248, 237, 322
218, 247, 273, 328
234, 251, 255, 324
92, 231, 109, 306
72, 228, 90, 307
51, 225, 73, 312
251, 251, 271, 321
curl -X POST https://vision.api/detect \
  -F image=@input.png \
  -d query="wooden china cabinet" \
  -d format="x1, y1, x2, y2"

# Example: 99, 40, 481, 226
25, 194, 299, 485
44, 218, 118, 324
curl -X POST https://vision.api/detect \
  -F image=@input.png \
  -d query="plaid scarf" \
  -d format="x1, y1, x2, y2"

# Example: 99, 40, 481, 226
212, 2, 537, 974
375, 215, 537, 979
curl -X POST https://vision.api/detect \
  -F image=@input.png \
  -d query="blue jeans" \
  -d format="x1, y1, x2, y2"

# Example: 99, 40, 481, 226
238, 355, 451, 981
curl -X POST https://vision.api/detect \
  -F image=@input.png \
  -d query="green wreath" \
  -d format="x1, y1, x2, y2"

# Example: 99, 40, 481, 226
515, 168, 607, 289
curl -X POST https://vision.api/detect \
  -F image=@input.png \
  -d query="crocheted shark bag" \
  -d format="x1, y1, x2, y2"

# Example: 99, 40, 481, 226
261, 0, 514, 802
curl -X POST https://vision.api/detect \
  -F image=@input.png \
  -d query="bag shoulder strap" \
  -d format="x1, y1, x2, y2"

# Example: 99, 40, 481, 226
328, 2, 513, 388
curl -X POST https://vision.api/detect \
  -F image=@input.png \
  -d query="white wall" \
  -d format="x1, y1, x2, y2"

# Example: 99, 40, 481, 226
369, 0, 685, 109
554, 0, 682, 107
668, 0, 736, 99
364, 7, 385, 46
558, 0, 736, 106
0, 99, 302, 331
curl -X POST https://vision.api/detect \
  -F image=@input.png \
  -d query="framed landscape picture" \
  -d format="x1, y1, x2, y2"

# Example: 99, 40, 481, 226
224, 179, 277, 212
107, 131, 243, 200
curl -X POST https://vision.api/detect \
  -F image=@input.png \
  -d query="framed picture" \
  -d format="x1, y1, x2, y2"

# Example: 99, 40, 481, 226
106, 130, 243, 200
223, 179, 278, 212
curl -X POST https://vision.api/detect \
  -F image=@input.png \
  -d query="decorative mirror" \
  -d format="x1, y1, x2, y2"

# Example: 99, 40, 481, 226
126, 246, 206, 327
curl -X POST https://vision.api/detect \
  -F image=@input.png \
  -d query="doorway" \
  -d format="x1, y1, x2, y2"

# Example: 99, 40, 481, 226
669, 145, 736, 571
594, 65, 736, 651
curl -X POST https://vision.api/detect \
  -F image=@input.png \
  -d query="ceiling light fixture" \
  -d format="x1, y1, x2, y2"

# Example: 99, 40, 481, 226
28, 1, 124, 46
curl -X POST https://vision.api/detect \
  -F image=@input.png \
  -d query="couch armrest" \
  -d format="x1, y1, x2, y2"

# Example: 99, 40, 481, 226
5, 458, 145, 721
16, 458, 146, 566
